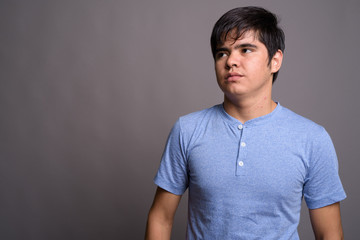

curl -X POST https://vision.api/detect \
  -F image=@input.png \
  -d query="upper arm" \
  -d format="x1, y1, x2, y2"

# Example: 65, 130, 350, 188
309, 202, 344, 240
148, 187, 182, 224
145, 187, 182, 240
303, 128, 346, 209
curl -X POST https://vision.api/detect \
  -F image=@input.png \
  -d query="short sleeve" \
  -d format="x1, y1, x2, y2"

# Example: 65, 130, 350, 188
154, 119, 189, 195
303, 127, 346, 209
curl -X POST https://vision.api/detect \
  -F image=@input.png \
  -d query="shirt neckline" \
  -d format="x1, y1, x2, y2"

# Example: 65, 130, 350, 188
218, 102, 282, 127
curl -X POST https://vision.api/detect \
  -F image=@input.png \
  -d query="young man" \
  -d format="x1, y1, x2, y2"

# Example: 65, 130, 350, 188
146, 6, 346, 240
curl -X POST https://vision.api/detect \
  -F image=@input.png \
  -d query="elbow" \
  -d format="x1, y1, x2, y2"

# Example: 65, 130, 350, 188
314, 231, 344, 240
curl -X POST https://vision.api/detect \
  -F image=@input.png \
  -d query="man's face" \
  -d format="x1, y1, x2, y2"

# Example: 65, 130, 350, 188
214, 30, 282, 101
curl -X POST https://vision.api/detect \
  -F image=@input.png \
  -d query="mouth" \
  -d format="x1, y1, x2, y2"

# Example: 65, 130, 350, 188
225, 73, 244, 81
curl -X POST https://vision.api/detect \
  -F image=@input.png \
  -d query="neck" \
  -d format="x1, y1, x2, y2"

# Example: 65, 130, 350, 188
223, 93, 277, 124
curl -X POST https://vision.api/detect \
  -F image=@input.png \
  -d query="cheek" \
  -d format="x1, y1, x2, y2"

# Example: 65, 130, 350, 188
247, 60, 270, 76
215, 64, 223, 79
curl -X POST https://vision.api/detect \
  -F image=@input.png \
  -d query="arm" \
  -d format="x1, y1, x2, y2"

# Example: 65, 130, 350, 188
145, 187, 182, 240
309, 202, 344, 240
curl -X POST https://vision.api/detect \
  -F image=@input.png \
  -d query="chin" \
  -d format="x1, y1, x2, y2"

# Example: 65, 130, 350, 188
222, 86, 247, 95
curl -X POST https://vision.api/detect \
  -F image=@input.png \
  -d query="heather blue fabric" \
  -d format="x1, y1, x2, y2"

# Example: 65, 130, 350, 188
154, 103, 346, 240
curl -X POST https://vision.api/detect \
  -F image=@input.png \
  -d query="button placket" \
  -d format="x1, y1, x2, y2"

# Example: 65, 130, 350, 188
236, 124, 247, 176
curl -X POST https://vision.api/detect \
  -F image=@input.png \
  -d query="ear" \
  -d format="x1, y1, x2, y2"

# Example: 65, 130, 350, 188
270, 50, 283, 73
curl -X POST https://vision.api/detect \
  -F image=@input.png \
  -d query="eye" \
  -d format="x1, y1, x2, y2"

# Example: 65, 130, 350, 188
216, 52, 228, 59
241, 48, 252, 53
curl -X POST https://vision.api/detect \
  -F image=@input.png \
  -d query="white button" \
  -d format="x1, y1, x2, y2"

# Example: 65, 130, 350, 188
238, 161, 244, 166
238, 124, 243, 130
241, 142, 246, 147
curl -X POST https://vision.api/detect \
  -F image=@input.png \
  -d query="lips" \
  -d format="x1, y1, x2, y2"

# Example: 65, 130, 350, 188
225, 72, 244, 81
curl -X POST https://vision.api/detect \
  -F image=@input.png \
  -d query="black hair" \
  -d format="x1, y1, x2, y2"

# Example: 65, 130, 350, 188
210, 6, 285, 82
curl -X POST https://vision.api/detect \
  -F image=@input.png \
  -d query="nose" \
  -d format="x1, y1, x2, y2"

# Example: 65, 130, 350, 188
226, 52, 239, 69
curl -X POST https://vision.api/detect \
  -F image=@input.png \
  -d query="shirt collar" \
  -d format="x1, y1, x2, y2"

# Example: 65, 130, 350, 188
218, 102, 282, 127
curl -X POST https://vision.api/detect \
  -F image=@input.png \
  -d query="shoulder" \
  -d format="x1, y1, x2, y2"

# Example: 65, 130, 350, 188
277, 105, 334, 153
165, 105, 222, 154
278, 105, 327, 135
176, 104, 222, 132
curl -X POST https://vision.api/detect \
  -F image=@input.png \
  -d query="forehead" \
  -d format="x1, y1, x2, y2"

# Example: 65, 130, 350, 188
220, 29, 260, 46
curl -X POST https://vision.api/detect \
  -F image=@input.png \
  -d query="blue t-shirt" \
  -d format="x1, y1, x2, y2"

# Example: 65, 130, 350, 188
154, 103, 346, 240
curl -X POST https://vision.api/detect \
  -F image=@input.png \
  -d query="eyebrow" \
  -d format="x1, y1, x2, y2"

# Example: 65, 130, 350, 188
215, 43, 258, 53
234, 43, 258, 50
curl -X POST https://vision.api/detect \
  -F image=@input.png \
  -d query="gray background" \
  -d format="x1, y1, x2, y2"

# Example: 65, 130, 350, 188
0, 0, 359, 239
